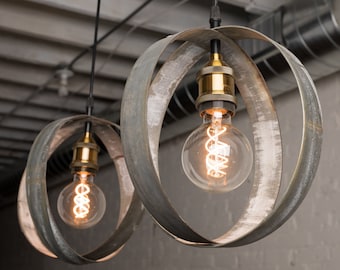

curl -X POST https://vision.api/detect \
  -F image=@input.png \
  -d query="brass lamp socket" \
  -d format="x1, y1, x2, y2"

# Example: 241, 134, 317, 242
195, 53, 237, 117
71, 131, 100, 174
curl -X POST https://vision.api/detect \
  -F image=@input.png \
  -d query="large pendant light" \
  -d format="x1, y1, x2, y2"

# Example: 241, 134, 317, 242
17, 0, 143, 264
120, 2, 322, 246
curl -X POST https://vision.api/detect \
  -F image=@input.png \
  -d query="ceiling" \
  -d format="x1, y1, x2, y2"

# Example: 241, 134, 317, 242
0, 0, 325, 206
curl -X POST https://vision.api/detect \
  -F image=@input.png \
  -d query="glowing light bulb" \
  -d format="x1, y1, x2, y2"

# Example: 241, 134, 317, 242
57, 130, 106, 229
57, 172, 106, 229
181, 111, 253, 192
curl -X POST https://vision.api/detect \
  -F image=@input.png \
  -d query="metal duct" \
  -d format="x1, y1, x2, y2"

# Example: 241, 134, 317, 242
255, 0, 340, 94
164, 0, 340, 127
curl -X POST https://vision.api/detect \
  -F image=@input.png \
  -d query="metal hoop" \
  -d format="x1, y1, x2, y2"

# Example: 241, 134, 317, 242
17, 115, 144, 264
120, 26, 322, 247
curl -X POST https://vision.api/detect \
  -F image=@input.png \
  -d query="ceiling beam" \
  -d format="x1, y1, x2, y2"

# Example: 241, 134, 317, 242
0, 1, 165, 59
0, 59, 125, 100
27, 0, 247, 33
219, 0, 290, 14
0, 30, 136, 79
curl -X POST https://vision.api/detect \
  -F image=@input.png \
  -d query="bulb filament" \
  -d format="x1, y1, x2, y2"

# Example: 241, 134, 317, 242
73, 182, 90, 219
205, 114, 230, 178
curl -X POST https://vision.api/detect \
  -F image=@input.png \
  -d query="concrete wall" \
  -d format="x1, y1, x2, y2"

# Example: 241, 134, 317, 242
0, 70, 339, 269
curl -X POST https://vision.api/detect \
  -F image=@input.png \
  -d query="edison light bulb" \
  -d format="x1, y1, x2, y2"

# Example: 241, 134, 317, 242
57, 129, 106, 229
181, 111, 253, 192
57, 172, 106, 229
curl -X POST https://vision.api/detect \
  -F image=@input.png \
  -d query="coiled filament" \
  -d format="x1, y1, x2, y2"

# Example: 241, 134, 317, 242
205, 125, 229, 178
73, 183, 90, 219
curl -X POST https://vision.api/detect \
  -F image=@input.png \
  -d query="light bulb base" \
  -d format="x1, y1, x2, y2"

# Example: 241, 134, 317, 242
197, 99, 236, 117
196, 53, 237, 117
71, 131, 99, 174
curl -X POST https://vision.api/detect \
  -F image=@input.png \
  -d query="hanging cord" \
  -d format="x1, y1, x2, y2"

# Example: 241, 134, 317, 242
210, 0, 221, 54
87, 0, 101, 117
85, 0, 101, 133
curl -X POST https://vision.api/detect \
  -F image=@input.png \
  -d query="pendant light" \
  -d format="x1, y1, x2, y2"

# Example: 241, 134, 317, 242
17, 0, 143, 264
57, 129, 106, 229
181, 2, 253, 192
121, 0, 322, 247
56, 0, 105, 229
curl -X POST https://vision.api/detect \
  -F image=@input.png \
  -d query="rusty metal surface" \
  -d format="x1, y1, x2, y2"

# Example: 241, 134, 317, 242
17, 115, 144, 264
121, 26, 322, 247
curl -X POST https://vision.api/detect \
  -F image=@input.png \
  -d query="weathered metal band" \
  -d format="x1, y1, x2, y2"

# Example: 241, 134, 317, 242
121, 25, 322, 247
122, 28, 282, 246
17, 115, 144, 264
216, 26, 323, 246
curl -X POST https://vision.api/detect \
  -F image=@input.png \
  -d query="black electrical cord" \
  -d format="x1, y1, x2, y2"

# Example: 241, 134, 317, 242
85, 0, 101, 133
88, 0, 101, 115
210, 0, 221, 54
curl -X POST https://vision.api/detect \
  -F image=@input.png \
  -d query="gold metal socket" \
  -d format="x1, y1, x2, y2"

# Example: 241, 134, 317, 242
195, 53, 237, 115
71, 131, 99, 174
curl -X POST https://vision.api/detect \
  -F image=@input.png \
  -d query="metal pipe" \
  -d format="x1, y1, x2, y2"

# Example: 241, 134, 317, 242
253, 0, 340, 94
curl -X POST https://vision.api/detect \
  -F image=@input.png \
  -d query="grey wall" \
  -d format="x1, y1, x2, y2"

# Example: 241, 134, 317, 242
0, 70, 339, 269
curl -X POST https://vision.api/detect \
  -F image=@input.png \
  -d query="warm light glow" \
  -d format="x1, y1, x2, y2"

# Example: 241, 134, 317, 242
57, 172, 106, 229
181, 111, 253, 192
205, 111, 230, 179
73, 177, 91, 219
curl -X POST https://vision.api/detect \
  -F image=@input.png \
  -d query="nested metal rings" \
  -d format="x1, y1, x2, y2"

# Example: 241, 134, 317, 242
17, 115, 144, 264
120, 26, 322, 247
